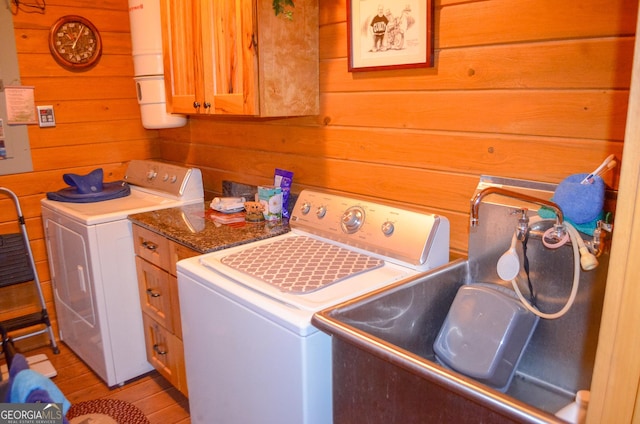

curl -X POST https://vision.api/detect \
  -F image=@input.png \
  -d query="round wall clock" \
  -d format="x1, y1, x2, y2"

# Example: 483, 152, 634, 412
49, 15, 102, 70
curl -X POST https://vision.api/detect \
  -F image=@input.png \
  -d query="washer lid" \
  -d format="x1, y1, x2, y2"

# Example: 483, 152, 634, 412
220, 236, 385, 293
197, 233, 413, 313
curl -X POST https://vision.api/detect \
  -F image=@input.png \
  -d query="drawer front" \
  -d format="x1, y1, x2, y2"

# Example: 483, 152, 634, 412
133, 224, 171, 269
136, 257, 173, 332
142, 313, 188, 397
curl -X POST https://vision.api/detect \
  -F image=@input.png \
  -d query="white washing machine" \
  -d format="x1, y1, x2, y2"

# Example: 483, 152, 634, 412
41, 160, 203, 386
177, 190, 451, 424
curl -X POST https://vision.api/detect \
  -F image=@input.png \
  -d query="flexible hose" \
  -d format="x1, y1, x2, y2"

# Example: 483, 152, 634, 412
511, 222, 581, 320
542, 226, 570, 248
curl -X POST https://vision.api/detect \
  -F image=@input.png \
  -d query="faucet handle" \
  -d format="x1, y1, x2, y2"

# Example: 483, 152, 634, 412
515, 209, 529, 241
596, 219, 612, 233
590, 220, 612, 257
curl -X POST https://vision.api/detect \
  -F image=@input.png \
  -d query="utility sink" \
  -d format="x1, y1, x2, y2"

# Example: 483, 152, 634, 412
312, 176, 612, 424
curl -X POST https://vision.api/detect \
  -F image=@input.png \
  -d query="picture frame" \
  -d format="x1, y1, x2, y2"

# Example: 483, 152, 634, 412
347, 0, 433, 72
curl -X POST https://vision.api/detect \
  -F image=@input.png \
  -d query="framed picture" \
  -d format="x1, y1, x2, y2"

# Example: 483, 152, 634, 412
347, 0, 433, 72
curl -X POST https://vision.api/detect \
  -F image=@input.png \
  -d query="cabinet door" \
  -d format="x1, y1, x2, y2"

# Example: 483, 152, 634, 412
201, 0, 258, 115
254, 0, 320, 116
161, 0, 206, 114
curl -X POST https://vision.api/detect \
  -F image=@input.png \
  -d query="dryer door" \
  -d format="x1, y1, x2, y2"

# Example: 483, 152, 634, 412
45, 219, 97, 326
42, 210, 108, 381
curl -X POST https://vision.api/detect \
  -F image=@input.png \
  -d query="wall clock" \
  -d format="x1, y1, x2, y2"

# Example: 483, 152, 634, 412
49, 15, 102, 70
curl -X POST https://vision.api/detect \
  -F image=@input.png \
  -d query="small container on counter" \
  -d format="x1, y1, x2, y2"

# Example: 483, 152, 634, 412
258, 185, 282, 222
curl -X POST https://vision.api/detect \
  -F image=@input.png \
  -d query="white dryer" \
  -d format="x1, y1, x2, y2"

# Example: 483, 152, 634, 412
41, 160, 203, 386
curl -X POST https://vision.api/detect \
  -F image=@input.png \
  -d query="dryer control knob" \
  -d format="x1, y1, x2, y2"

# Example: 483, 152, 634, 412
381, 221, 395, 236
146, 170, 157, 180
300, 202, 312, 215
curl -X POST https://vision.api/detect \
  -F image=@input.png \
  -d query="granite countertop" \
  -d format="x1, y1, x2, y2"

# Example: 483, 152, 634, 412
128, 203, 290, 254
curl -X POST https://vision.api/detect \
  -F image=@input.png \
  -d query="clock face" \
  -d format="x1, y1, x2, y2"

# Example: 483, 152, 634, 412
49, 16, 102, 70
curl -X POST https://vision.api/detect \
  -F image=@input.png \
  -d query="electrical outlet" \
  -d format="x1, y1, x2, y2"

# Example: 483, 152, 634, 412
37, 105, 56, 127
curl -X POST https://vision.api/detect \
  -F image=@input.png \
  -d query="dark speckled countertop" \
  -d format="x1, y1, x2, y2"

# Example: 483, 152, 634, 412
128, 203, 290, 254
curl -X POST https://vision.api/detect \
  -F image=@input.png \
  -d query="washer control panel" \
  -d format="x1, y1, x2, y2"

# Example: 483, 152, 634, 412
290, 190, 450, 269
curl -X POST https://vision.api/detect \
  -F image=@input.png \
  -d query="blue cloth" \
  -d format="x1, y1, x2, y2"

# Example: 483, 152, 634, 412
553, 173, 605, 224
5, 354, 71, 421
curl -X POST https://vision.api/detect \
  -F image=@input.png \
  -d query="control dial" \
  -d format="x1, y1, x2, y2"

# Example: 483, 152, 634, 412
381, 221, 395, 236
300, 202, 312, 215
146, 169, 157, 180
316, 206, 327, 218
341, 206, 365, 234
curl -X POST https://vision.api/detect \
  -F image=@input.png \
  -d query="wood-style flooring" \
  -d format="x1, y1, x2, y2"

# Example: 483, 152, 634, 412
2, 342, 190, 424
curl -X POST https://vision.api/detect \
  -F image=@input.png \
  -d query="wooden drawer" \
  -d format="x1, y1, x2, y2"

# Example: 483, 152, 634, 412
136, 256, 174, 333
133, 224, 171, 270
142, 313, 188, 397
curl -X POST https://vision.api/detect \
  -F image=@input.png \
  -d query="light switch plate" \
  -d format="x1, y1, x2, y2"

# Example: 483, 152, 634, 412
37, 105, 56, 127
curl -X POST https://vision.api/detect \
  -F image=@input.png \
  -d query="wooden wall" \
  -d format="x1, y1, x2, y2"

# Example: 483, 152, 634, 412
159, 0, 637, 256
1, 0, 157, 346
0, 0, 637, 355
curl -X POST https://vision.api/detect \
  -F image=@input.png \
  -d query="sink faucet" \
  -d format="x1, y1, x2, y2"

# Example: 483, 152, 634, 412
470, 187, 564, 227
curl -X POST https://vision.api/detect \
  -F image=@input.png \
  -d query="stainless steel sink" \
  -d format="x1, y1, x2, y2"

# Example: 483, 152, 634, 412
312, 176, 612, 424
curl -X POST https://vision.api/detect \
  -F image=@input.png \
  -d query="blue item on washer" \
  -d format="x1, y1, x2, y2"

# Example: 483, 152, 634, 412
46, 168, 130, 203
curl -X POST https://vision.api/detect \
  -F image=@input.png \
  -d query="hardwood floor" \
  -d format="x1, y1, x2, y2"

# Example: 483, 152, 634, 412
2, 342, 190, 424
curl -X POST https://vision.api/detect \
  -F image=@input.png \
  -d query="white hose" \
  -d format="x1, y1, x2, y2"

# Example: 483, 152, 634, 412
511, 222, 581, 320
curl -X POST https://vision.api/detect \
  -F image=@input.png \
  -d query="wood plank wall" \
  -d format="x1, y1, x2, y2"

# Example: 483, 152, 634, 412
0, 0, 637, 347
158, 0, 637, 257
1, 0, 157, 344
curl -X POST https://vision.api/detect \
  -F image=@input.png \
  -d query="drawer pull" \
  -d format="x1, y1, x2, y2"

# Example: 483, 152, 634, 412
142, 241, 158, 251
153, 344, 168, 355
146, 288, 161, 298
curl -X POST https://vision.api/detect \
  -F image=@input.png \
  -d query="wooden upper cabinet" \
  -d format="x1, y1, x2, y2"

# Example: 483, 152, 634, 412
160, 0, 319, 117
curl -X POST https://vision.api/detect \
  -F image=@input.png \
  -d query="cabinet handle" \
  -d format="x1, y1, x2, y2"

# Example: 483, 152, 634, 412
193, 101, 200, 109
153, 344, 168, 355
146, 288, 161, 298
203, 102, 211, 109
142, 241, 157, 251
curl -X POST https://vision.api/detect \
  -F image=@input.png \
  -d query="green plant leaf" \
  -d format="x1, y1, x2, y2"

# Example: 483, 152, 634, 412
273, 0, 295, 18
